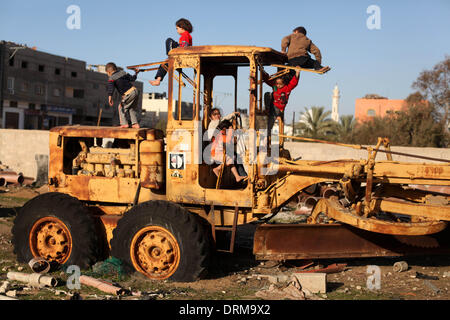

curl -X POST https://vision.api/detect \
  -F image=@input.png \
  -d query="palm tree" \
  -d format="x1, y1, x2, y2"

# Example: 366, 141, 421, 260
333, 115, 356, 143
296, 106, 334, 139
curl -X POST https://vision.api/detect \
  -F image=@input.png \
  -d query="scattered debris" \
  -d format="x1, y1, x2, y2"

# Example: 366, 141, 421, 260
400, 292, 417, 297
0, 294, 17, 300
7, 271, 57, 288
79, 275, 129, 295
5, 290, 17, 298
424, 280, 440, 294
393, 261, 408, 273
295, 263, 347, 274
28, 257, 50, 274
415, 272, 439, 280
292, 272, 327, 293
0, 281, 10, 294
282, 260, 314, 270
255, 277, 306, 300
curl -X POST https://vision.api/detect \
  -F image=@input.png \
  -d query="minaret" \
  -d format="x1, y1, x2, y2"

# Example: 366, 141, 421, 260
331, 84, 340, 122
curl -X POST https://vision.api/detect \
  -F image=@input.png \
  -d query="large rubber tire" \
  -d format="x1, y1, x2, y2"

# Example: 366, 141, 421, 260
12, 192, 99, 269
110, 200, 212, 282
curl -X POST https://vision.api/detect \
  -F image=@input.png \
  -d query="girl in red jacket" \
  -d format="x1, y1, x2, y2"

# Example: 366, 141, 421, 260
150, 18, 193, 86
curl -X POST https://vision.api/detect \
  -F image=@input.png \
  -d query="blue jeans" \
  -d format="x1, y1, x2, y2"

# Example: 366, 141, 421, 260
155, 38, 179, 81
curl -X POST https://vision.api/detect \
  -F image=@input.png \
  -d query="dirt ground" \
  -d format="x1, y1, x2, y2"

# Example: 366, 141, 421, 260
1, 185, 450, 302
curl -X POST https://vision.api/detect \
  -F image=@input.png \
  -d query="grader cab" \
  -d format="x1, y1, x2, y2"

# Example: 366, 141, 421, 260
12, 45, 450, 282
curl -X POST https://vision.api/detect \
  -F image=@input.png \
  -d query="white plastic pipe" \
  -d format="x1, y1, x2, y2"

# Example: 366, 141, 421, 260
28, 257, 50, 273
7, 272, 57, 287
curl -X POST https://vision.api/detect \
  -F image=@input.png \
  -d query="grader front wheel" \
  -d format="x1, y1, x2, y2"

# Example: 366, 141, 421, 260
12, 192, 99, 269
29, 216, 73, 264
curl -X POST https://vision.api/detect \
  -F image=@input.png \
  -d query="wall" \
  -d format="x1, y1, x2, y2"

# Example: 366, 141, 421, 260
0, 129, 49, 185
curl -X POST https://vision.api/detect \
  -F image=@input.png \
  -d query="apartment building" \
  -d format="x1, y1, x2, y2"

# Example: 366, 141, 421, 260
0, 41, 143, 129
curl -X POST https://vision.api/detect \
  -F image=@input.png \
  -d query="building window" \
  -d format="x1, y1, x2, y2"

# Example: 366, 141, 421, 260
71, 71, 77, 78
53, 88, 61, 97
21, 61, 28, 69
35, 85, 44, 95
73, 89, 84, 99
93, 83, 99, 89
7, 77, 14, 92
21, 82, 29, 92
55, 68, 61, 75
367, 109, 376, 117
29, 103, 36, 110
9, 57, 14, 67
9, 101, 18, 108
38, 64, 45, 72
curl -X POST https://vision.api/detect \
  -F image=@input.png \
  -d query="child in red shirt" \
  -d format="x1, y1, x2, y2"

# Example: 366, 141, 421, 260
150, 18, 193, 86
263, 69, 300, 132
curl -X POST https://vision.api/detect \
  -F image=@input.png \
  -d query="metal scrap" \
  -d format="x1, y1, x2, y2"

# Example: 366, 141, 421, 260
295, 263, 347, 274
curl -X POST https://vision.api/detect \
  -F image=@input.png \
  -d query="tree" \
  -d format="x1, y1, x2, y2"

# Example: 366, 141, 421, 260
296, 106, 334, 139
352, 93, 448, 147
412, 56, 450, 130
331, 115, 356, 143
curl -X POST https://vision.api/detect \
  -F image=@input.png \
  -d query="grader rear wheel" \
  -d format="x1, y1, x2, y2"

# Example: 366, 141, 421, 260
130, 225, 181, 280
111, 200, 212, 282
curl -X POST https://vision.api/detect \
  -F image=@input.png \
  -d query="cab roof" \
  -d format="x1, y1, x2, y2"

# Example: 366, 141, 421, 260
169, 45, 287, 65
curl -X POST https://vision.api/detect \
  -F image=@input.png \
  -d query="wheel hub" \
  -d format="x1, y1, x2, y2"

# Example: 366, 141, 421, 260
130, 226, 180, 280
29, 217, 72, 264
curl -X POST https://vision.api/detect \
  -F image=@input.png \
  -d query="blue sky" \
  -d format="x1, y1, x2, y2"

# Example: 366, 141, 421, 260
1, 0, 449, 122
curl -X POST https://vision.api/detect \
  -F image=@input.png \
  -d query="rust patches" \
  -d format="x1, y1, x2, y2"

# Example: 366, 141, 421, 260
423, 166, 444, 177
99, 215, 122, 249
253, 223, 450, 261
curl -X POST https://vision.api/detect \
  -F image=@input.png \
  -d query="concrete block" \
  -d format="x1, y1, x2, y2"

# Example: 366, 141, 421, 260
293, 273, 327, 293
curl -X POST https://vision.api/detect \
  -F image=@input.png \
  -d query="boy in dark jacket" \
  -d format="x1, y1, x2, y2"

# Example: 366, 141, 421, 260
281, 26, 330, 73
106, 62, 140, 128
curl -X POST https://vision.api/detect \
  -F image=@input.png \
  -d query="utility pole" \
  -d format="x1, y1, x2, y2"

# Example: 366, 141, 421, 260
292, 111, 295, 139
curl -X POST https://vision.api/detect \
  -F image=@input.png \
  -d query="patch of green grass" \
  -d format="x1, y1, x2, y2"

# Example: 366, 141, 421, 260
327, 288, 402, 300
0, 194, 29, 208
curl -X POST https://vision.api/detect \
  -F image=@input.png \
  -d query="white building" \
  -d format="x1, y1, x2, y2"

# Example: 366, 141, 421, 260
142, 92, 169, 116
141, 92, 169, 127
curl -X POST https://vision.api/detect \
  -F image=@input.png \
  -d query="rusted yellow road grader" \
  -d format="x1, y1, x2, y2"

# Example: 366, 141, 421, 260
12, 46, 450, 282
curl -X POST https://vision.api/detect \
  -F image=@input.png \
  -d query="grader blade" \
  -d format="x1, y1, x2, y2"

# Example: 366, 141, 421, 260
309, 198, 448, 236
253, 223, 450, 261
